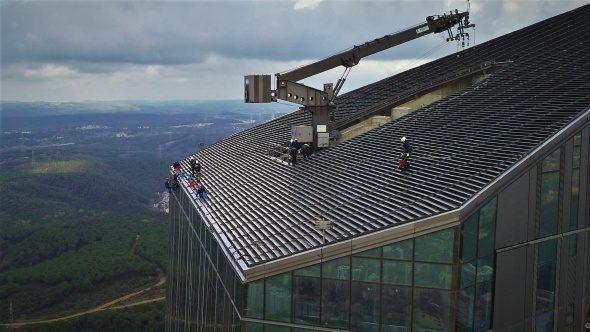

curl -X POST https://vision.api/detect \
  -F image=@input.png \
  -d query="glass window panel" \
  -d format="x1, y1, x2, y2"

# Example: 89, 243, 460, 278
476, 256, 494, 283
535, 310, 554, 332
266, 324, 291, 332
542, 149, 560, 172
246, 280, 264, 318
293, 276, 320, 326
462, 213, 479, 261
293, 328, 317, 332
565, 303, 574, 325
265, 273, 292, 322
536, 262, 557, 313
570, 169, 580, 230
354, 247, 382, 258
383, 239, 413, 260
568, 234, 577, 257
323, 256, 350, 280
383, 261, 413, 285
294, 264, 320, 278
478, 198, 496, 257
538, 240, 557, 264
414, 263, 452, 289
382, 285, 412, 332
352, 257, 380, 282
539, 172, 560, 237
573, 145, 581, 168
461, 261, 476, 289
474, 281, 493, 331
413, 288, 451, 331
415, 228, 455, 263
573, 132, 581, 146
321, 279, 350, 329
456, 286, 475, 331
351, 282, 380, 332
244, 322, 264, 332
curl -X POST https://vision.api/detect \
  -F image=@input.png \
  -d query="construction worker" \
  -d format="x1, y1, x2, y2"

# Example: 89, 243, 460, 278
172, 161, 181, 173
289, 138, 301, 166
190, 158, 202, 180
398, 137, 413, 171
301, 143, 312, 159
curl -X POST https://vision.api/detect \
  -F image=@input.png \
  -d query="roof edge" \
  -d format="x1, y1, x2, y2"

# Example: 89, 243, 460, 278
242, 209, 460, 282
458, 107, 590, 218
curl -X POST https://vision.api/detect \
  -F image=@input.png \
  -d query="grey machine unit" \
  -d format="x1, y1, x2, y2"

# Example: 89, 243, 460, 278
244, 10, 474, 150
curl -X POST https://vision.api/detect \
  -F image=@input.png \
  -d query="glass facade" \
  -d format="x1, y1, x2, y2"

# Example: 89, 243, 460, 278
457, 198, 497, 332
166, 190, 242, 332
243, 228, 461, 331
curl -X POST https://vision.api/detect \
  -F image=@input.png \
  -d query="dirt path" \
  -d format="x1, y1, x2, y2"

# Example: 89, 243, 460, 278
0, 269, 166, 329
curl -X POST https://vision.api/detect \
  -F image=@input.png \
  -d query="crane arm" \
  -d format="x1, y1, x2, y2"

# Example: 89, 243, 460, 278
278, 11, 472, 83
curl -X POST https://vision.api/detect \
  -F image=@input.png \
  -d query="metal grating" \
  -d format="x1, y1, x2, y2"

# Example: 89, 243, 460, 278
178, 5, 590, 268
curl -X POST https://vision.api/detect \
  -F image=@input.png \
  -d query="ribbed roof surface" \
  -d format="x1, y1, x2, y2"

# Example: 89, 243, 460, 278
182, 5, 590, 267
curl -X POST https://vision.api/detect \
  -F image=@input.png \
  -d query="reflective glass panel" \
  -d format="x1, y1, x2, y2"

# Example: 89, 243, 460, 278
461, 261, 476, 288
570, 169, 580, 230
535, 310, 554, 332
542, 149, 560, 172
294, 264, 320, 278
352, 257, 380, 282
382, 285, 412, 332
457, 286, 475, 331
476, 256, 494, 283
536, 262, 557, 313
414, 263, 452, 289
265, 273, 291, 322
413, 288, 451, 331
462, 213, 478, 261
323, 256, 350, 280
355, 247, 382, 258
293, 276, 320, 326
246, 280, 264, 318
565, 303, 574, 325
474, 281, 493, 331
321, 279, 350, 329
351, 282, 380, 332
540, 172, 559, 237
266, 324, 291, 332
383, 261, 412, 286
478, 198, 496, 257
244, 322, 264, 332
383, 240, 413, 260
415, 228, 454, 263
538, 240, 557, 264
568, 234, 577, 257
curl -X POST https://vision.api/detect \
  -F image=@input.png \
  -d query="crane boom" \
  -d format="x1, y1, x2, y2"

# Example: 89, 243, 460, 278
279, 11, 470, 83
244, 9, 474, 150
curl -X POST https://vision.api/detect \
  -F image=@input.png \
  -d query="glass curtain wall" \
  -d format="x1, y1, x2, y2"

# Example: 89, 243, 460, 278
534, 148, 561, 332
166, 190, 242, 332
456, 198, 497, 332
243, 227, 460, 331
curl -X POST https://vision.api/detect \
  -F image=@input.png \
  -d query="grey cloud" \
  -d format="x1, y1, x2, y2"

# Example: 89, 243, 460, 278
0, 0, 530, 67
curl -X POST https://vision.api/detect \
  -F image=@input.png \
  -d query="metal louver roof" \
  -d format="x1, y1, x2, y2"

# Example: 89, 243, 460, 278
177, 5, 590, 269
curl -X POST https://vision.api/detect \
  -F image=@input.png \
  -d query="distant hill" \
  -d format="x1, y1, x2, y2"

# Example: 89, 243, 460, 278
0, 100, 294, 117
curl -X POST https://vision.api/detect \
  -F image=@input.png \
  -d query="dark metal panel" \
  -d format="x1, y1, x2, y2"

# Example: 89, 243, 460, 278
493, 246, 528, 331
528, 168, 538, 242
523, 244, 536, 332
562, 139, 573, 234
580, 126, 589, 229
496, 172, 530, 249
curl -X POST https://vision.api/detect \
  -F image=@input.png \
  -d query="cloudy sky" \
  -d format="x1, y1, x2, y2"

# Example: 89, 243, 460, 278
1, 0, 586, 102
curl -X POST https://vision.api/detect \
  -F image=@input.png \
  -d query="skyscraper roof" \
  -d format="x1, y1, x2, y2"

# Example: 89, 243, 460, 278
178, 5, 590, 276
